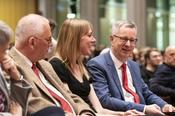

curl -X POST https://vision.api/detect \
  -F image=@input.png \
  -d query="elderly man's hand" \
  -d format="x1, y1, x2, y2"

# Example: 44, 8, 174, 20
162, 104, 175, 112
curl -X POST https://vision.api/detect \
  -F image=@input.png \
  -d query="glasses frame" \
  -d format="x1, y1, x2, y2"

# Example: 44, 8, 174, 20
113, 35, 138, 45
33, 36, 52, 45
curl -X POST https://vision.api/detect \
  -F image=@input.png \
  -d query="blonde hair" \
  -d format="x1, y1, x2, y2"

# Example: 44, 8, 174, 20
56, 18, 92, 79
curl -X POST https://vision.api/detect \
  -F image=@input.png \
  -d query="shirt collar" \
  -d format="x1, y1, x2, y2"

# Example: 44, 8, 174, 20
14, 47, 33, 68
109, 50, 127, 69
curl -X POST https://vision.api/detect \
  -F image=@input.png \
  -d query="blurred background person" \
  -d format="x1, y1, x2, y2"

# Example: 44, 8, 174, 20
150, 46, 175, 105
140, 48, 163, 87
130, 48, 140, 63
45, 18, 57, 60
138, 47, 151, 66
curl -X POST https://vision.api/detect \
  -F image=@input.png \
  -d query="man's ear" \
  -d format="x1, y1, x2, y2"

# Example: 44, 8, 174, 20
109, 35, 113, 42
28, 36, 36, 49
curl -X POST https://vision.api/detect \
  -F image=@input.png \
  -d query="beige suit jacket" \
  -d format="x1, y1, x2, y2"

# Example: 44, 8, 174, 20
9, 47, 95, 116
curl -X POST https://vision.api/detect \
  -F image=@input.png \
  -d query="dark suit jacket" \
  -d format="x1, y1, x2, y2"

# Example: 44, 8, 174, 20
9, 47, 95, 116
150, 63, 175, 97
0, 70, 31, 116
87, 52, 166, 112
31, 106, 65, 116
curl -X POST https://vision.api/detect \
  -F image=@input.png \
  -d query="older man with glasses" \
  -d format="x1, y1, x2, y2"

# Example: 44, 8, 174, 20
87, 20, 175, 115
9, 14, 96, 116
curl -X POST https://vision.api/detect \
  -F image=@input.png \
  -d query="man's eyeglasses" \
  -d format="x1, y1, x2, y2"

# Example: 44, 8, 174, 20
33, 36, 52, 45
113, 35, 138, 44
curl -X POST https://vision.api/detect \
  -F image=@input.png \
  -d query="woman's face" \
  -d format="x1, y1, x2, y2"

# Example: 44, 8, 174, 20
0, 42, 9, 62
80, 27, 96, 56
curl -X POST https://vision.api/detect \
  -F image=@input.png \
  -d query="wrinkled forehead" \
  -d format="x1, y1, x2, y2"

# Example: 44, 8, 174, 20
166, 49, 175, 56
165, 46, 175, 55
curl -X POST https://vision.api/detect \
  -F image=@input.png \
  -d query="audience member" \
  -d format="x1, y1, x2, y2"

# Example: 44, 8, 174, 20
100, 47, 110, 55
45, 19, 57, 60
150, 46, 175, 105
138, 47, 151, 66
93, 44, 106, 57
31, 106, 65, 116
140, 48, 163, 86
49, 18, 143, 116
0, 20, 31, 116
130, 48, 139, 63
9, 14, 96, 116
87, 20, 175, 115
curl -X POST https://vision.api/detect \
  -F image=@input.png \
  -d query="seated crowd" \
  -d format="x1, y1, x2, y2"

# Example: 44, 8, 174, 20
0, 13, 175, 116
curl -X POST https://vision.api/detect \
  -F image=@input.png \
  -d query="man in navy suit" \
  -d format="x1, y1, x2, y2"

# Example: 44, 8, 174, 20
150, 46, 175, 105
87, 20, 175, 115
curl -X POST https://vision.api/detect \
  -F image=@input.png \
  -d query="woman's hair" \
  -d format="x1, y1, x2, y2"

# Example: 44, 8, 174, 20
56, 18, 92, 78
0, 20, 13, 46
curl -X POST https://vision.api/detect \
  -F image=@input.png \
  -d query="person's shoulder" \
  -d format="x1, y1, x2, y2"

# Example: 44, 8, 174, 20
39, 59, 50, 64
89, 51, 109, 62
49, 57, 62, 64
38, 59, 53, 69
157, 63, 175, 73
128, 59, 139, 65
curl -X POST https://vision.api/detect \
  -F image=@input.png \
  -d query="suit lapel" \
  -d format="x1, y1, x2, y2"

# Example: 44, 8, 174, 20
37, 61, 69, 97
9, 48, 54, 101
105, 52, 124, 98
37, 60, 78, 109
127, 61, 140, 96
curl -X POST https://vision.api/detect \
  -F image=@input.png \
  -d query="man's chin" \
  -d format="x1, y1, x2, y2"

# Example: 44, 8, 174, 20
122, 53, 130, 57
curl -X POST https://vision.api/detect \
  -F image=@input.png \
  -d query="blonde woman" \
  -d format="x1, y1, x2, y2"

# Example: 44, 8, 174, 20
50, 19, 143, 116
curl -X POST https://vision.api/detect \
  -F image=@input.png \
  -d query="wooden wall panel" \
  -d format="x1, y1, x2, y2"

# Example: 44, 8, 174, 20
0, 0, 36, 31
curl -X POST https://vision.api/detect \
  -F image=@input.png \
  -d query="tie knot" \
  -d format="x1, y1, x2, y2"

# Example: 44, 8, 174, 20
31, 63, 40, 77
121, 63, 126, 69
32, 63, 37, 69
32, 63, 36, 68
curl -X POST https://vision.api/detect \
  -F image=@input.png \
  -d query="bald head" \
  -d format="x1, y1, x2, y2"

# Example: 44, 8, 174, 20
165, 46, 175, 54
14, 14, 52, 62
15, 14, 50, 47
164, 46, 175, 67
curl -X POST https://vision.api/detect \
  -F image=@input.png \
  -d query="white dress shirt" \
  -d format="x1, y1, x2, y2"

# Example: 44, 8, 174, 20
110, 50, 137, 103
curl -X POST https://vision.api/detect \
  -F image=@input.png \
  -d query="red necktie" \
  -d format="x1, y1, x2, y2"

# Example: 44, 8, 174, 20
31, 63, 74, 113
121, 63, 140, 103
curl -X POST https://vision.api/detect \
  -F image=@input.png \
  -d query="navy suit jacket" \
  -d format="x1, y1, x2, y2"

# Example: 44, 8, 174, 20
150, 63, 175, 96
87, 52, 166, 112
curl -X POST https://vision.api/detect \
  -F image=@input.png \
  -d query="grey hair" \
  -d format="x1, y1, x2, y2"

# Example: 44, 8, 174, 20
0, 20, 13, 46
111, 20, 137, 35
15, 14, 49, 45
